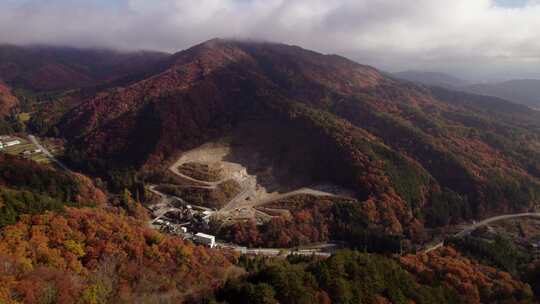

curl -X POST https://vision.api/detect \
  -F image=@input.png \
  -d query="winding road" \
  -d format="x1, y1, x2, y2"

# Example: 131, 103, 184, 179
169, 163, 224, 188
167, 146, 339, 215
423, 212, 540, 253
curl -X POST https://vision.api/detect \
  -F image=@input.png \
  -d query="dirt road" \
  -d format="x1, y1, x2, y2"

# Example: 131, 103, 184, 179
168, 144, 340, 216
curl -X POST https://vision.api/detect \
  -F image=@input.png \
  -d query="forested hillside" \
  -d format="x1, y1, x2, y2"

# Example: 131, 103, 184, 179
206, 249, 533, 304
0, 45, 169, 91
56, 39, 540, 238
0, 154, 106, 227
0, 81, 17, 118
2, 39, 540, 303
0, 207, 234, 303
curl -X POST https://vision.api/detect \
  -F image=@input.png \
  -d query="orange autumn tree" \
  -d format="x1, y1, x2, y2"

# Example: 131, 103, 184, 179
0, 207, 234, 304
400, 246, 534, 304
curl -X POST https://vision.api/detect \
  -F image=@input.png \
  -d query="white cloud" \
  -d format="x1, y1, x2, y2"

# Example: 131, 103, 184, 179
1, 0, 540, 79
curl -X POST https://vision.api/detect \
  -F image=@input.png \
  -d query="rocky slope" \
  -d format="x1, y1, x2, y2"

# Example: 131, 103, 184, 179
393, 70, 540, 109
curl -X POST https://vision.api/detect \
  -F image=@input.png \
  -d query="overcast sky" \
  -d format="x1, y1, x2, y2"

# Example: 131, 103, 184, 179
1, 0, 540, 81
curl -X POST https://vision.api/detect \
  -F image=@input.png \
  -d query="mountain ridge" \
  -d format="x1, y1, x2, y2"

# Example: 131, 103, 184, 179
393, 70, 540, 108
0, 44, 170, 91
2, 39, 540, 303
53, 39, 540, 238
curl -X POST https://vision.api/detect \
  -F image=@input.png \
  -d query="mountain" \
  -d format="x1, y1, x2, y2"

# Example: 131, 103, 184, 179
56, 38, 540, 238
2, 39, 540, 303
0, 44, 170, 91
392, 70, 470, 88
393, 71, 540, 109
467, 79, 540, 108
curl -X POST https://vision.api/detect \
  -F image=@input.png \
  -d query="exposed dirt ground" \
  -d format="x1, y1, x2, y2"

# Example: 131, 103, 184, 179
167, 141, 354, 225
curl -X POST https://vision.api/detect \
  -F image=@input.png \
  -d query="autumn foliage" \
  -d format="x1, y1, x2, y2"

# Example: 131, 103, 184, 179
221, 195, 401, 253
400, 246, 534, 304
211, 251, 460, 304
0, 207, 233, 303
0, 81, 17, 118
58, 39, 540, 239
0, 154, 107, 227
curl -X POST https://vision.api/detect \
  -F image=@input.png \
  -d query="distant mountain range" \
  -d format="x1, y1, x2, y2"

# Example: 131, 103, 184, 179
392, 70, 470, 88
0, 44, 170, 91
393, 70, 540, 108
467, 79, 540, 108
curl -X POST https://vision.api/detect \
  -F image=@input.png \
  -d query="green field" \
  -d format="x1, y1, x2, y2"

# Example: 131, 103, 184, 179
17, 113, 31, 123
1, 140, 51, 164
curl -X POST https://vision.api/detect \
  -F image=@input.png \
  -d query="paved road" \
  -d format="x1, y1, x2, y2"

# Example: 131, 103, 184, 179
28, 135, 71, 172
217, 242, 336, 258
454, 212, 540, 237
423, 242, 444, 254
423, 212, 540, 253
244, 248, 331, 258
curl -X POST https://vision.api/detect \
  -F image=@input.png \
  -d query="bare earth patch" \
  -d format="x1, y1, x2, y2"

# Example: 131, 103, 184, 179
165, 142, 355, 225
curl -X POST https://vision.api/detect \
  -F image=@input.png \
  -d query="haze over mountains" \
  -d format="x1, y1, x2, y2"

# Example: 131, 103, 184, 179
0, 44, 169, 91
3, 0, 540, 302
394, 70, 540, 108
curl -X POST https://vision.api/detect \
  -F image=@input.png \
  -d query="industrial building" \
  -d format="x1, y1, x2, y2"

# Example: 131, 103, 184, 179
193, 232, 216, 248
0, 138, 21, 150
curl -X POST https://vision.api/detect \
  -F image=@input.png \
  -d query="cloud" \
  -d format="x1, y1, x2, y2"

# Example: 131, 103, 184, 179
1, 0, 540, 80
